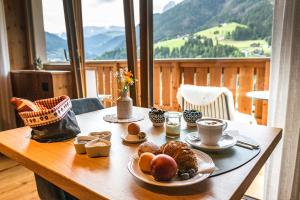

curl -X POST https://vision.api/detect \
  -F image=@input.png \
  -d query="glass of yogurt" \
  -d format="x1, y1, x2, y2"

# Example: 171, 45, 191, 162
165, 112, 182, 138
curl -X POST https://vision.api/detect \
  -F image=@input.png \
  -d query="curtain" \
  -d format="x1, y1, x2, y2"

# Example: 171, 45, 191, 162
63, 0, 86, 98
264, 0, 300, 199
0, 0, 16, 130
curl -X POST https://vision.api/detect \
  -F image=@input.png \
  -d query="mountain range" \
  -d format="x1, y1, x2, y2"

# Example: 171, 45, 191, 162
45, 0, 273, 61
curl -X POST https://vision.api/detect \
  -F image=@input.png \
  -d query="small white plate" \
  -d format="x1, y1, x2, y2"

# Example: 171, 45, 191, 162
121, 134, 147, 144
185, 132, 237, 152
128, 149, 215, 187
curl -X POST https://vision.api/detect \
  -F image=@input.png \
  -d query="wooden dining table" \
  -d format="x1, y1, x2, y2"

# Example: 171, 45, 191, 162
0, 107, 282, 200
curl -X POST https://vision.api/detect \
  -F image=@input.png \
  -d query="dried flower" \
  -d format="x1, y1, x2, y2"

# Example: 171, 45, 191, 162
115, 67, 135, 93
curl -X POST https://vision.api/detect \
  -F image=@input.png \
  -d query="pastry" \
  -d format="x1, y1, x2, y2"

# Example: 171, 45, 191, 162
138, 152, 155, 173
158, 141, 198, 172
128, 123, 140, 135
138, 141, 160, 156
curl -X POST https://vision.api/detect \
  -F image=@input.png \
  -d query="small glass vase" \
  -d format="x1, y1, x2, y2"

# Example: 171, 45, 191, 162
117, 91, 133, 119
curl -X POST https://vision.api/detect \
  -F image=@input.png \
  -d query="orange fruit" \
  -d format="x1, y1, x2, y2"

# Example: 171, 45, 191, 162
138, 152, 155, 173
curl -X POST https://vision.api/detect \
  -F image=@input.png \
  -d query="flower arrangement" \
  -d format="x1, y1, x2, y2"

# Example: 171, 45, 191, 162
115, 68, 135, 93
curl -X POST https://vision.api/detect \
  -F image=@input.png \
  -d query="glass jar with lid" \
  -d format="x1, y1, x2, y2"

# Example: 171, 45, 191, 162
164, 112, 182, 138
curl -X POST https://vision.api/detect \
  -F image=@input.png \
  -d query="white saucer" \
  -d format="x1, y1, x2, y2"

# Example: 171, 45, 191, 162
185, 132, 237, 152
121, 134, 147, 144
103, 113, 144, 123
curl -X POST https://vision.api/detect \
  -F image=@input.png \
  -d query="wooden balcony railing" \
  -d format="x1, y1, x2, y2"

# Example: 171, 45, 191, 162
85, 58, 270, 125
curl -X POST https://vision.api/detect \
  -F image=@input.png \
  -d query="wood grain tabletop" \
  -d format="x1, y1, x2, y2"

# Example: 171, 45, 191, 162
0, 107, 282, 200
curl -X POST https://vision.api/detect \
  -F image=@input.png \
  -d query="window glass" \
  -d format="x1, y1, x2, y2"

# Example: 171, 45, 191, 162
153, 0, 273, 58
82, 0, 131, 60
42, 0, 69, 62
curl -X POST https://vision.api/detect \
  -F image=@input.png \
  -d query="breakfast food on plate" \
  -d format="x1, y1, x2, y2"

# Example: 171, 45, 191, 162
137, 141, 199, 181
138, 152, 155, 173
128, 123, 141, 135
158, 141, 198, 172
150, 154, 178, 181
137, 141, 160, 156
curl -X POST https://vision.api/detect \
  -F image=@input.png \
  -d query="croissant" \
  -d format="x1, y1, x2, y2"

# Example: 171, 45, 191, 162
158, 141, 198, 172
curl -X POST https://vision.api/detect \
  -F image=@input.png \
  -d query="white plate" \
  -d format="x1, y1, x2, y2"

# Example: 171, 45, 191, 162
121, 134, 147, 144
127, 149, 215, 187
185, 132, 237, 152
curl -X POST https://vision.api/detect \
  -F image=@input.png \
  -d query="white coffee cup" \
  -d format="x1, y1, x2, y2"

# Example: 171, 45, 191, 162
196, 118, 228, 146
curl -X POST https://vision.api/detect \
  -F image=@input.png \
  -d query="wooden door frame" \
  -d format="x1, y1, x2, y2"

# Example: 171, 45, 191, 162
139, 0, 153, 107
123, 0, 138, 105
63, 0, 84, 98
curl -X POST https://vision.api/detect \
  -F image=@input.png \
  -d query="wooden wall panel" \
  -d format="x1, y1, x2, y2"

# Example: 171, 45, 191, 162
183, 68, 194, 85
195, 67, 208, 86
4, 0, 29, 70
255, 66, 265, 123
161, 66, 171, 107
210, 67, 222, 86
171, 63, 180, 110
112, 64, 118, 105
224, 66, 237, 105
104, 67, 111, 107
153, 65, 161, 106
84, 59, 270, 123
238, 67, 254, 114
52, 73, 73, 98
97, 67, 104, 95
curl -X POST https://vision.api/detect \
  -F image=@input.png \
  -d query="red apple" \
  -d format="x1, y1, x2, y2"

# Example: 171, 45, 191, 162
150, 154, 178, 181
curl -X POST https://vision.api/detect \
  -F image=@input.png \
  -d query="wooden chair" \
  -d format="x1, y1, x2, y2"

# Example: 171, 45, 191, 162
71, 97, 104, 115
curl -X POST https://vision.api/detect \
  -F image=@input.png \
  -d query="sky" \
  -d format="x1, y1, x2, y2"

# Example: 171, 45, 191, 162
42, 0, 183, 34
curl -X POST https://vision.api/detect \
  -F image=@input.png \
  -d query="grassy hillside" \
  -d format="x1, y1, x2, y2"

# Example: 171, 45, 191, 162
153, 0, 273, 42
194, 22, 246, 38
155, 23, 270, 57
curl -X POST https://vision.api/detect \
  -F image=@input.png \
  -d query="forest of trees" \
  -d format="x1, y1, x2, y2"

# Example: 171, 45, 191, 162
230, 27, 257, 40
155, 36, 243, 58
97, 48, 127, 60
229, 25, 271, 45
98, 35, 244, 59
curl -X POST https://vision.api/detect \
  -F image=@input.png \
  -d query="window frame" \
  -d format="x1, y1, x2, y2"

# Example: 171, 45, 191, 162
29, 0, 71, 68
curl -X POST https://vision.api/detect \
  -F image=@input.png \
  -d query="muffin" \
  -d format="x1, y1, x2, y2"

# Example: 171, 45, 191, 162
128, 123, 141, 135
138, 141, 160, 156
